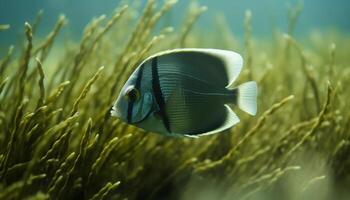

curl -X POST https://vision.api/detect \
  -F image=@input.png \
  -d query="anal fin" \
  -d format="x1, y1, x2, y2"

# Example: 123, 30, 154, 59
185, 105, 240, 137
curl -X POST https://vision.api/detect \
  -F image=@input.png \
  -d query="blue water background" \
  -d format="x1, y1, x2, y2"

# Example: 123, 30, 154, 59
0, 0, 349, 48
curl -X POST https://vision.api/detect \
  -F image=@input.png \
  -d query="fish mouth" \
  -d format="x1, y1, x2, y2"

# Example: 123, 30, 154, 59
110, 106, 119, 117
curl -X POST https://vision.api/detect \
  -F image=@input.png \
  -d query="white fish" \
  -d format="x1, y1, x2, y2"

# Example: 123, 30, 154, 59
111, 48, 257, 137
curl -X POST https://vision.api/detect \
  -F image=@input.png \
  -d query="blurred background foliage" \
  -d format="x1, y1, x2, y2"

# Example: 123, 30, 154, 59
0, 0, 349, 199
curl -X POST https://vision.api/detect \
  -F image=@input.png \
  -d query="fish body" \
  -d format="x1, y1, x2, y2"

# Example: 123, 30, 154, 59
111, 48, 257, 137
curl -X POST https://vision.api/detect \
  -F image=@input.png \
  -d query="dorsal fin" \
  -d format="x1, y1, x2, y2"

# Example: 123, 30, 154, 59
147, 48, 243, 88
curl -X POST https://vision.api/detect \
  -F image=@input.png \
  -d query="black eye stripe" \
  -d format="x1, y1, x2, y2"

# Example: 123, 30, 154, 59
126, 64, 144, 123
127, 100, 133, 123
135, 63, 144, 90
126, 89, 138, 101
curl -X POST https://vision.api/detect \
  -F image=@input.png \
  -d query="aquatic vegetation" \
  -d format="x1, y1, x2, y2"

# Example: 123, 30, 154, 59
0, 0, 349, 199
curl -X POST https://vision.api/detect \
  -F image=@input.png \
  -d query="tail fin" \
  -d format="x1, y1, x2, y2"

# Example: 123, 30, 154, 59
237, 81, 257, 116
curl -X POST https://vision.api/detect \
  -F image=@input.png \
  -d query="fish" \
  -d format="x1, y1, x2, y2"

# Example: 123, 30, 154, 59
111, 48, 257, 137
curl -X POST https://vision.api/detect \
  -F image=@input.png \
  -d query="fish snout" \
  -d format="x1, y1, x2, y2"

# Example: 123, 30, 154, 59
110, 106, 120, 118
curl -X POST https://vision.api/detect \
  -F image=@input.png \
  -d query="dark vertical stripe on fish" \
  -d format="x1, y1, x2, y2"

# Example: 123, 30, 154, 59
135, 63, 144, 90
151, 57, 171, 133
127, 64, 144, 123
127, 101, 133, 123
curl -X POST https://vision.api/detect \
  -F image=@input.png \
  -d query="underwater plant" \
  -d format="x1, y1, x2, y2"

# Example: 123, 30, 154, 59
0, 0, 350, 199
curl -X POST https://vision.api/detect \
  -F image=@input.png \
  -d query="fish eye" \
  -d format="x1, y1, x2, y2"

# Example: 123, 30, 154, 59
125, 87, 140, 102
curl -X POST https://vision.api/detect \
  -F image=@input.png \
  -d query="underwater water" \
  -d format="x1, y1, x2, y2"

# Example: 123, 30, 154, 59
1, 0, 350, 44
0, 0, 350, 199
